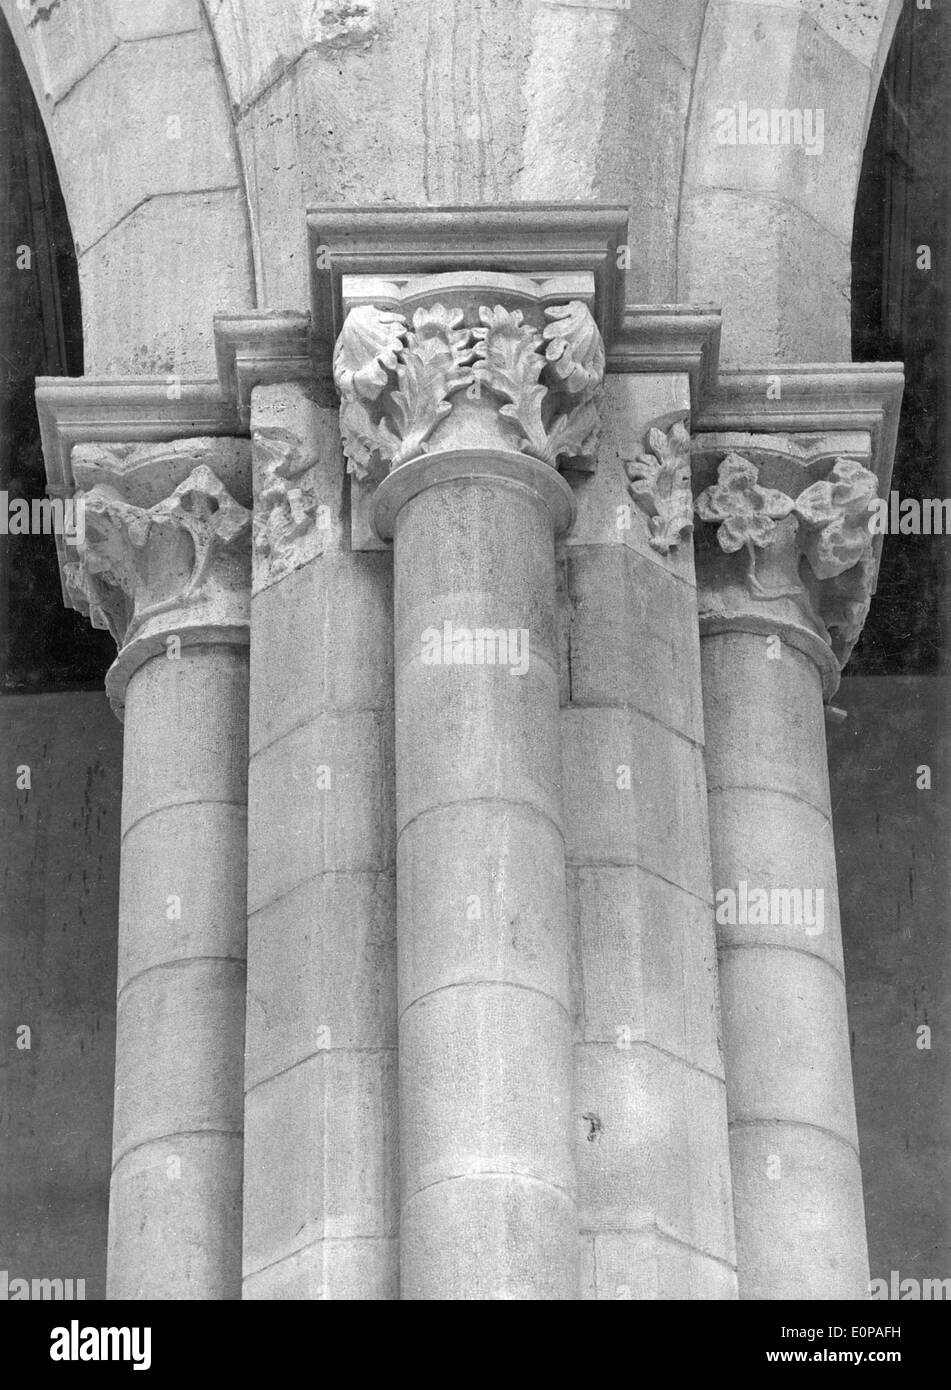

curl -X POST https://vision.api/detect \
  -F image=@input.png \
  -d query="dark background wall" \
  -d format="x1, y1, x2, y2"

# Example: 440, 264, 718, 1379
831, 677, 951, 1287
0, 693, 120, 1299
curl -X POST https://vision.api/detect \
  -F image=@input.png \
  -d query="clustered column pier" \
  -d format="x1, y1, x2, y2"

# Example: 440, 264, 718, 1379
37, 211, 902, 1302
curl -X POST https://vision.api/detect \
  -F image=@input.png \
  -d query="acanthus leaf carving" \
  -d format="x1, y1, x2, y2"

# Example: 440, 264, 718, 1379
333, 304, 407, 478
542, 300, 605, 398
625, 421, 693, 555
333, 303, 406, 400
389, 304, 475, 468
333, 295, 606, 474
472, 304, 550, 460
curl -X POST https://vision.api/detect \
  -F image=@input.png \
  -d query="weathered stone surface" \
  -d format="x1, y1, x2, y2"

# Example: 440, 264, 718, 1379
242, 1235, 398, 1301
245, 869, 396, 1089
120, 645, 250, 833
563, 544, 705, 742
582, 1228, 738, 1302
118, 802, 247, 985
78, 190, 254, 376
242, 1050, 398, 1273
397, 805, 570, 1011
112, 960, 245, 1161
246, 709, 395, 911
57, 32, 241, 255
678, 189, 852, 363
248, 551, 393, 749
570, 865, 723, 1076
108, 1134, 243, 1301
400, 1175, 578, 1301
561, 705, 714, 902
728, 1124, 869, 1300
575, 1046, 736, 1260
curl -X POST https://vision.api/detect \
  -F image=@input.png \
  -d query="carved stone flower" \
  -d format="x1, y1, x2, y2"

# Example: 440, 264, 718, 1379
696, 453, 795, 550
793, 457, 878, 580
695, 453, 797, 595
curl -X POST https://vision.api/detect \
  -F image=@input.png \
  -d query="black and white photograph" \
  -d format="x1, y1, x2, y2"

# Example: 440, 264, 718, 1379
0, 0, 947, 1352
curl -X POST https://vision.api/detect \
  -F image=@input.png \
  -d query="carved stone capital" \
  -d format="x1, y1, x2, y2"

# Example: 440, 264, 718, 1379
331, 275, 606, 486
692, 439, 880, 694
65, 438, 251, 713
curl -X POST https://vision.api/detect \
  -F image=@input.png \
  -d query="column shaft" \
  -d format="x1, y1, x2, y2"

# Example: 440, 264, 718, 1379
702, 630, 869, 1298
392, 461, 578, 1300
109, 644, 248, 1299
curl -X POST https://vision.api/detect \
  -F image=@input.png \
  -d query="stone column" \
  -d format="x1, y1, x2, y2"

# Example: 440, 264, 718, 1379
239, 374, 398, 1300
563, 345, 738, 1299
66, 437, 251, 1300
693, 436, 880, 1299
333, 282, 606, 1299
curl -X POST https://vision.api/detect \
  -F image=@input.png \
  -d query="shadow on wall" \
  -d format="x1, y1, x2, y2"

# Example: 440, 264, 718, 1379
830, 676, 951, 1289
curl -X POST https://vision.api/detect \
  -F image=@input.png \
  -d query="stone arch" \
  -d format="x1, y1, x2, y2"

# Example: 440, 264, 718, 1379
0, 0, 256, 375
677, 0, 905, 364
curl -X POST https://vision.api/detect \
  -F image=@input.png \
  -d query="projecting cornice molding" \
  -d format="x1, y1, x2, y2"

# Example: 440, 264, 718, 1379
607, 305, 722, 406
305, 203, 630, 366
213, 312, 317, 429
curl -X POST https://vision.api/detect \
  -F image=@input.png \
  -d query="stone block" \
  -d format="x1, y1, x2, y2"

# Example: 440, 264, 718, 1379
573, 864, 723, 1076
729, 1121, 869, 1299
400, 1174, 578, 1301
399, 984, 575, 1200
108, 1133, 242, 1299
719, 946, 860, 1144
575, 1043, 736, 1263
396, 803, 570, 1013
247, 708, 395, 911
708, 786, 844, 973
561, 704, 713, 901
564, 543, 704, 741
582, 1229, 738, 1301
118, 801, 247, 990
56, 32, 240, 254
242, 1235, 398, 1300
242, 1049, 398, 1274
121, 647, 249, 836
79, 188, 254, 376
249, 551, 393, 753
702, 631, 831, 814
112, 959, 246, 1159
677, 187, 852, 363
395, 659, 563, 836
244, 869, 396, 1088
